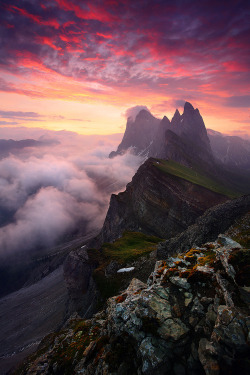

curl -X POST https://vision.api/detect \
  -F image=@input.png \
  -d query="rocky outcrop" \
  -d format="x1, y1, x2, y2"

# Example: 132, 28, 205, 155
95, 158, 229, 246
157, 194, 250, 258
16, 233, 250, 375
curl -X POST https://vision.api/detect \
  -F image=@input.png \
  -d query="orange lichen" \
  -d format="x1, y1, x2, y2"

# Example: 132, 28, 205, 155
185, 248, 202, 256
115, 293, 127, 303
197, 252, 216, 267
157, 265, 167, 275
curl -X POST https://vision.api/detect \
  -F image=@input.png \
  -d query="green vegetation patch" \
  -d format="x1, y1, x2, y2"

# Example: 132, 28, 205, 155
88, 231, 162, 266
101, 231, 162, 263
88, 231, 162, 306
153, 159, 238, 198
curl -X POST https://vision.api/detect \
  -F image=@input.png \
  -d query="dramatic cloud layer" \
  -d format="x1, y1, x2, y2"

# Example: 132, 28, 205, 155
0, 129, 142, 257
0, 0, 249, 135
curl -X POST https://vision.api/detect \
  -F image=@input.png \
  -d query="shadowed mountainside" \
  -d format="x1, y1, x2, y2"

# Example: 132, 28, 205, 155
110, 102, 214, 170
157, 194, 250, 258
94, 158, 233, 247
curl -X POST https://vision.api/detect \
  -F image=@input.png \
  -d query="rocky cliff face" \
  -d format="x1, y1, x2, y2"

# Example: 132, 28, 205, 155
109, 109, 161, 158
96, 158, 229, 246
157, 194, 250, 258
63, 248, 98, 319
16, 229, 250, 375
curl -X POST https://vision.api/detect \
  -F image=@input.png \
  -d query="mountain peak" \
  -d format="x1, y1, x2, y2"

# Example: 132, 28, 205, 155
135, 109, 153, 120
171, 109, 181, 124
184, 102, 195, 112
109, 101, 212, 162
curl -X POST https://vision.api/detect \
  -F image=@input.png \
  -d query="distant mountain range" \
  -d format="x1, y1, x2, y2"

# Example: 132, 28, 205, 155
207, 129, 250, 169
110, 102, 250, 171
0, 138, 59, 159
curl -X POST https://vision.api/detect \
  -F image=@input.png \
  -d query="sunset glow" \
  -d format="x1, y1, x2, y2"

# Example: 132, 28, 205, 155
0, 0, 249, 136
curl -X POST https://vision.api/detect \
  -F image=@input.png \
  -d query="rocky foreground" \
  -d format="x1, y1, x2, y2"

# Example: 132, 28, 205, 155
14, 229, 250, 375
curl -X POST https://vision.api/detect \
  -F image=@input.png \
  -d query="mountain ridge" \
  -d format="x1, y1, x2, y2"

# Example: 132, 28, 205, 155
110, 102, 250, 171
94, 158, 231, 247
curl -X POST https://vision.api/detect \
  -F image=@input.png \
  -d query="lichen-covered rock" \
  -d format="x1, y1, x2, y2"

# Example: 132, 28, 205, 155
14, 234, 250, 375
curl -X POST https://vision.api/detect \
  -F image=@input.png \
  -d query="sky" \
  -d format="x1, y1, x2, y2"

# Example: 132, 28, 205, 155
0, 0, 250, 137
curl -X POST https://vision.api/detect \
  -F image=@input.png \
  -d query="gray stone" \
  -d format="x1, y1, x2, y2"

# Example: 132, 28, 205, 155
157, 318, 189, 341
198, 338, 219, 375
147, 291, 172, 320
169, 276, 191, 290
217, 235, 242, 249
139, 337, 167, 370
214, 307, 248, 352
126, 278, 147, 294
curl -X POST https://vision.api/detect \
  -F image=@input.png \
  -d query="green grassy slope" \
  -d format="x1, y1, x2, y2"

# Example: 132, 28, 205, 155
88, 231, 162, 304
89, 231, 162, 265
153, 159, 239, 198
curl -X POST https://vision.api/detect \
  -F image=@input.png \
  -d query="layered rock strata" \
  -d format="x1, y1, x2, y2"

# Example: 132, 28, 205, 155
96, 158, 229, 246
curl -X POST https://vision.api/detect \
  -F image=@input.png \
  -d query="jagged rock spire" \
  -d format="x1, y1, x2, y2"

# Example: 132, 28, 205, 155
183, 102, 195, 112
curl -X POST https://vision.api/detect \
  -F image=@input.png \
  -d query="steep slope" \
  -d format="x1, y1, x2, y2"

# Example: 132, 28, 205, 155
157, 194, 250, 258
96, 158, 232, 246
0, 267, 67, 375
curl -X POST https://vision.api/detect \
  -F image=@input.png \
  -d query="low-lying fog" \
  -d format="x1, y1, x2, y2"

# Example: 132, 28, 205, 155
0, 127, 142, 260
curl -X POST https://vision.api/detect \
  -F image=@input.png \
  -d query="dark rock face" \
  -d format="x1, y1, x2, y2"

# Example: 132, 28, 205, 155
110, 102, 215, 171
96, 158, 229, 246
63, 248, 98, 319
168, 103, 214, 169
109, 109, 161, 158
157, 194, 250, 258
172, 102, 211, 150
208, 129, 250, 169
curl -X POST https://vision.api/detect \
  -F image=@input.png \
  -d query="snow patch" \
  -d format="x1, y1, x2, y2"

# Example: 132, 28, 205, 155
117, 267, 135, 273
